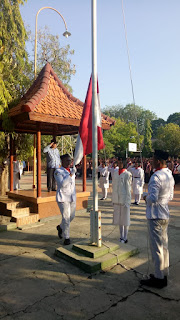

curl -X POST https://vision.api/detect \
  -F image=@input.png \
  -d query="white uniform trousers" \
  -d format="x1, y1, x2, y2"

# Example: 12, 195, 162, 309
135, 194, 141, 204
101, 187, 108, 199
58, 202, 76, 239
13, 172, 19, 190
148, 219, 169, 279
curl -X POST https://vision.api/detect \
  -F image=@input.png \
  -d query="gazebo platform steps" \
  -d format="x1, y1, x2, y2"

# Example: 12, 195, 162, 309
0, 196, 39, 228
0, 190, 90, 226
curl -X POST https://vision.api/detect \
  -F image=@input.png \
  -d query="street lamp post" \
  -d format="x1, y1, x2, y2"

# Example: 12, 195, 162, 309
33, 7, 71, 191
34, 6, 71, 79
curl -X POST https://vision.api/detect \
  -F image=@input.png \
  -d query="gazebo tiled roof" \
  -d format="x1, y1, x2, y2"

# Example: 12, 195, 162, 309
8, 63, 115, 136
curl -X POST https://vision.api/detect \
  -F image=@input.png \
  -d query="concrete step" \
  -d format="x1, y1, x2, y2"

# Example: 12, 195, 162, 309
6, 201, 21, 210
55, 241, 139, 273
11, 207, 30, 217
0, 215, 11, 225
14, 213, 40, 227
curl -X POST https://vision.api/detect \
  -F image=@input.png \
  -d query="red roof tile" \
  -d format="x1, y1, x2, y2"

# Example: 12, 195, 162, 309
8, 63, 115, 134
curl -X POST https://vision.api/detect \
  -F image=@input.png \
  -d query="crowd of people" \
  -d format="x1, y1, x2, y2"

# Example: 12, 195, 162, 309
75, 156, 180, 185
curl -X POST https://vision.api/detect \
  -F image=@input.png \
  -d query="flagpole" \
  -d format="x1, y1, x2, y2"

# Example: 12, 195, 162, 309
91, 0, 101, 247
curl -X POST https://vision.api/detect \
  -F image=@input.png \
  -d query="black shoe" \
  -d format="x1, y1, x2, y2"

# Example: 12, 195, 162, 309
150, 274, 167, 281
124, 239, 128, 243
64, 238, 71, 245
140, 276, 167, 288
100, 197, 105, 200
52, 189, 56, 191
56, 225, 63, 239
133, 201, 137, 205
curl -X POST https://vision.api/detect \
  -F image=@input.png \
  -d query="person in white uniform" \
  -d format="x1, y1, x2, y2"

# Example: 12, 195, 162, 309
128, 161, 144, 205
98, 161, 110, 200
141, 150, 175, 289
108, 160, 119, 183
54, 154, 76, 245
13, 156, 20, 190
112, 158, 132, 243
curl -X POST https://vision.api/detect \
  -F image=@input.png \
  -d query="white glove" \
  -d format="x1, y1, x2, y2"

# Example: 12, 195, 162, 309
71, 166, 77, 175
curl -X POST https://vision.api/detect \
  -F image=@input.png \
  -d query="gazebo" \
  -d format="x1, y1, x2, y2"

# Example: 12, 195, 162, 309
3, 63, 115, 224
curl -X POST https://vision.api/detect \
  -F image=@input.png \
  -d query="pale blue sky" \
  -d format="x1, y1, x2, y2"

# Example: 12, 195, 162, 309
20, 0, 180, 121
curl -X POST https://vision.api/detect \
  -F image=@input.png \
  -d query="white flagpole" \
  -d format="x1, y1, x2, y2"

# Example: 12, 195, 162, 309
91, 0, 101, 247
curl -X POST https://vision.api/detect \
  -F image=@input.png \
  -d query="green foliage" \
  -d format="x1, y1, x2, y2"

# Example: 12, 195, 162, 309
13, 134, 34, 160
34, 26, 76, 87
153, 123, 180, 156
142, 119, 152, 157
0, 133, 9, 163
103, 104, 157, 135
167, 112, 180, 126
100, 118, 143, 158
151, 118, 166, 138
0, 0, 32, 125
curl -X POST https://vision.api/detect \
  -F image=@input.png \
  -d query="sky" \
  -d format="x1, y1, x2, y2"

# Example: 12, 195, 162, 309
20, 0, 180, 121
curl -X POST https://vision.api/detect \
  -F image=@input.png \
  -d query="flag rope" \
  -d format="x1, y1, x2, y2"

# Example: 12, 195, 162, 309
121, 0, 143, 168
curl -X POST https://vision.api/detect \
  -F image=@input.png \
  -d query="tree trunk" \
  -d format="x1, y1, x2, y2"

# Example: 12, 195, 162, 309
0, 165, 9, 196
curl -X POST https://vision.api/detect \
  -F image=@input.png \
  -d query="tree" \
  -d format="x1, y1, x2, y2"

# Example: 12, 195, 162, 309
151, 118, 166, 138
0, 0, 32, 119
167, 113, 180, 126
142, 119, 152, 157
34, 26, 76, 91
99, 118, 143, 159
103, 104, 157, 135
153, 123, 180, 157
0, 0, 33, 193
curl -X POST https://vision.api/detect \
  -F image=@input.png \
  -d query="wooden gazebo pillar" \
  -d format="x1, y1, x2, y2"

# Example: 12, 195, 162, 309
33, 134, 36, 188
82, 155, 86, 192
37, 129, 41, 197
10, 134, 14, 191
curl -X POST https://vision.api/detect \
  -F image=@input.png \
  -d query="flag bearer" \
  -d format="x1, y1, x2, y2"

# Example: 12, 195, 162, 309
55, 154, 76, 245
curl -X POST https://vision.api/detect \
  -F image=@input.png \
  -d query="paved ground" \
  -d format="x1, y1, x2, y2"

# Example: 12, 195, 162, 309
0, 175, 180, 319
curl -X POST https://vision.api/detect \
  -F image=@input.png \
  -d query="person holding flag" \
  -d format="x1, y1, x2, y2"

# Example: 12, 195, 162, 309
55, 154, 76, 246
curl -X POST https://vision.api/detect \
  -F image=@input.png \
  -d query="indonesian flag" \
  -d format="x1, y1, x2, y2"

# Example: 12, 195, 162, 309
74, 76, 105, 165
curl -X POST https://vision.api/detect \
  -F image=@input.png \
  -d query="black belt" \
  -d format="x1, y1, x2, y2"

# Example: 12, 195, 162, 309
134, 177, 140, 178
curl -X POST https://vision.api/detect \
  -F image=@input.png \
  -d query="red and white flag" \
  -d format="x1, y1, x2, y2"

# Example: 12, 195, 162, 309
74, 76, 105, 165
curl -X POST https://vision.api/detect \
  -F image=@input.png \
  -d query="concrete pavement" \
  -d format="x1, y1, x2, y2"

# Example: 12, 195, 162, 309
0, 181, 180, 319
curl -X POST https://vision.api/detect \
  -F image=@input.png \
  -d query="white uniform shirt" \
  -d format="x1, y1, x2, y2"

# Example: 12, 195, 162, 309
108, 165, 119, 182
129, 167, 144, 194
146, 168, 175, 220
43, 145, 61, 169
54, 167, 76, 203
112, 169, 132, 205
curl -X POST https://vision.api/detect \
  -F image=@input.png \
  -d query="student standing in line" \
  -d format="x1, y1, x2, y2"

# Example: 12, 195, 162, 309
141, 150, 175, 288
112, 158, 132, 243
